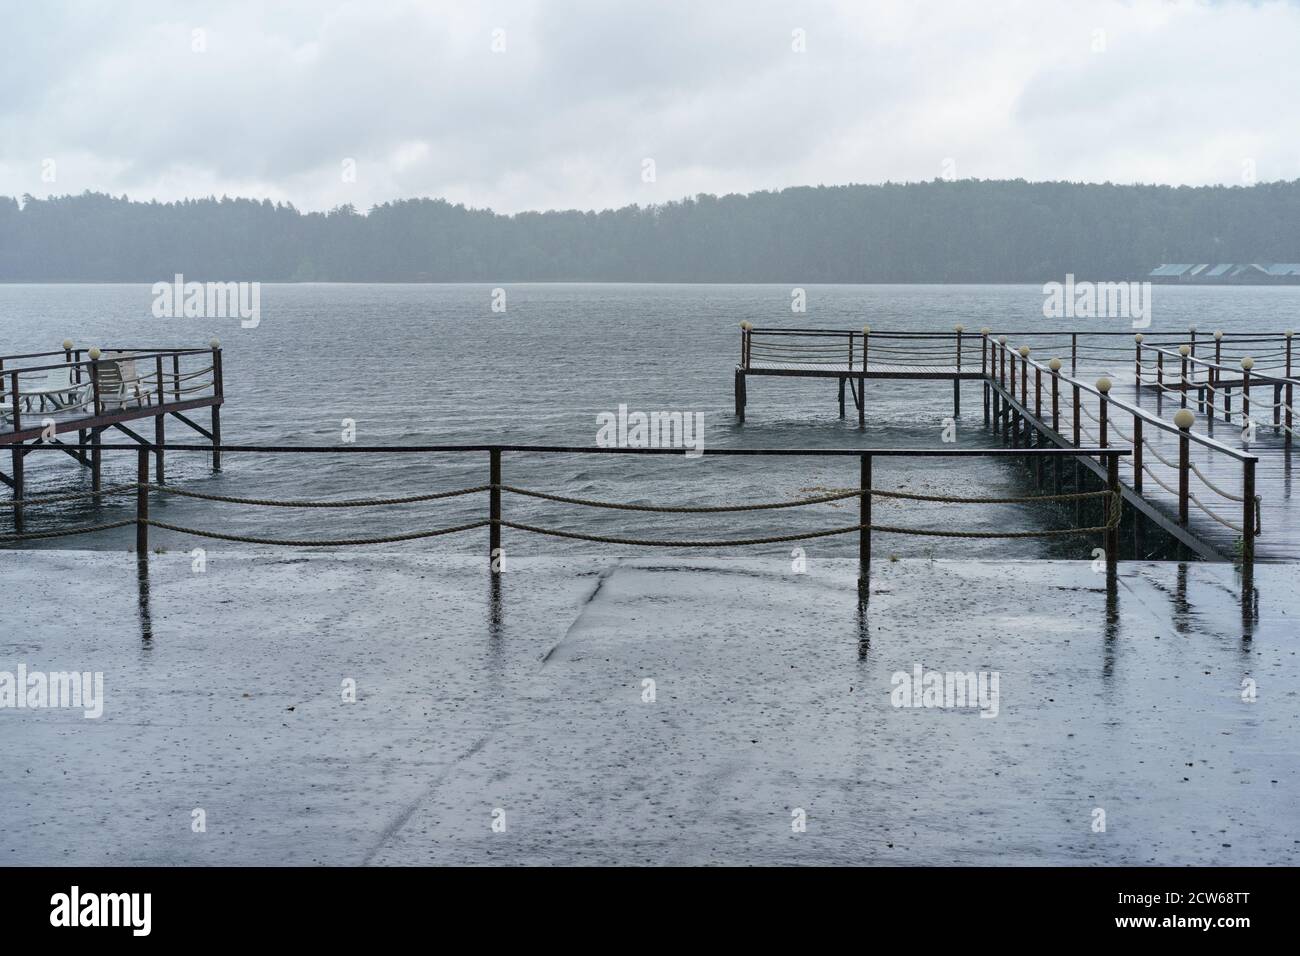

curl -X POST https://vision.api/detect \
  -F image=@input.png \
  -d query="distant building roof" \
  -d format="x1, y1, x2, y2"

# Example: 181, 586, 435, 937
1266, 263, 1300, 276
1189, 264, 1210, 276
1150, 264, 1193, 276
1207, 263, 1233, 277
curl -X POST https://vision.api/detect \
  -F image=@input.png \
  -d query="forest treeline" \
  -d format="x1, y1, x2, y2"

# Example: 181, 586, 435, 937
2, 179, 1299, 282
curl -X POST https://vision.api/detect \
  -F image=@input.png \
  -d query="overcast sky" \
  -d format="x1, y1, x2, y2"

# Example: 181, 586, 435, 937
3, 0, 1298, 214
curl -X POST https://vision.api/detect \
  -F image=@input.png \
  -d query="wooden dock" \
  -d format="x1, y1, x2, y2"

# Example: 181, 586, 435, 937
1, 342, 224, 533
736, 325, 1300, 565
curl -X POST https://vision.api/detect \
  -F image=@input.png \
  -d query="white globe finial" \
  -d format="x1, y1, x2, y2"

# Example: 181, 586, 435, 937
1173, 408, 1195, 430
979, 326, 990, 335
1018, 345, 1030, 358
209, 338, 222, 350
862, 325, 870, 335
739, 320, 752, 331
1214, 330, 1223, 340
1049, 358, 1062, 371
61, 338, 74, 350
1241, 356, 1254, 370
88, 347, 102, 360
954, 323, 964, 333
1096, 377, 1112, 394
1134, 333, 1144, 343
1179, 344, 1190, 356
1286, 330, 1294, 339
998, 335, 1007, 345
1188, 325, 1197, 333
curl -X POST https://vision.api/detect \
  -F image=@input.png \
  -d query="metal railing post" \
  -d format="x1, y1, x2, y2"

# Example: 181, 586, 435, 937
489, 447, 502, 574
1243, 456, 1256, 569
860, 453, 871, 586
1134, 334, 1143, 386
1071, 332, 1077, 376
1132, 416, 1144, 494
1097, 378, 1110, 449
1049, 358, 1060, 432
1175, 410, 1192, 526
210, 340, 223, 472
136, 446, 149, 556
980, 327, 990, 428
1286, 330, 1294, 452
1179, 345, 1190, 409
953, 324, 963, 417
1072, 382, 1081, 447
1241, 356, 1253, 428
1105, 452, 1120, 573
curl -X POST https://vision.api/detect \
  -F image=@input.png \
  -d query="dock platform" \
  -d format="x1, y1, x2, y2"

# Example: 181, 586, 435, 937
1, 343, 225, 533
736, 325, 1300, 564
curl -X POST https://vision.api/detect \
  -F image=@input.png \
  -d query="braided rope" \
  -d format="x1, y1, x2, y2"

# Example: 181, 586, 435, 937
497, 504, 1119, 547
1187, 461, 1245, 501
0, 483, 138, 509
141, 518, 489, 546
1141, 437, 1178, 469
501, 484, 1109, 510
143, 483, 489, 508
1141, 462, 1180, 497
1187, 494, 1244, 533
501, 485, 861, 512
0, 519, 135, 542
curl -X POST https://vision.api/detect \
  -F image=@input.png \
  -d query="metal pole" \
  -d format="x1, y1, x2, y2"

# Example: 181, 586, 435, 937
860, 453, 871, 585
1132, 417, 1143, 493
489, 447, 501, 573
136, 447, 149, 556
1105, 452, 1120, 574
1242, 457, 1256, 570
1177, 418, 1190, 526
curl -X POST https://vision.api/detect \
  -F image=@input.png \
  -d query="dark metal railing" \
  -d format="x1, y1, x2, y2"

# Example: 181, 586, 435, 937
3, 442, 1129, 586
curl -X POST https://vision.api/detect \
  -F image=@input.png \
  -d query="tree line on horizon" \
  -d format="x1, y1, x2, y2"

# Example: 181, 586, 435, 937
2, 179, 1299, 283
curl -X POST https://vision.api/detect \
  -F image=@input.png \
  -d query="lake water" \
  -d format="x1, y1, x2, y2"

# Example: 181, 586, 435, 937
3, 282, 1298, 559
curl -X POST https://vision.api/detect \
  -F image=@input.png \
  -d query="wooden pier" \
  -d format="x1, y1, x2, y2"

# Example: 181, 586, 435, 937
1, 341, 224, 533
737, 325, 1300, 565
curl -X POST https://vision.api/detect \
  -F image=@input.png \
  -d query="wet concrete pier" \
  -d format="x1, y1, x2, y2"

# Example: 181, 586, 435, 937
1, 551, 1294, 865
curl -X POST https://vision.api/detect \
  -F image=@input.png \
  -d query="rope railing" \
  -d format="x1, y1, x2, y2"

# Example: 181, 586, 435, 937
1, 443, 1130, 580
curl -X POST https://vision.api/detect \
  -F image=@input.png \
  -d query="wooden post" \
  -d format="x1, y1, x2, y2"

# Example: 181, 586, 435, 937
1135, 335, 1143, 385
735, 368, 745, 421
172, 353, 181, 402
136, 446, 149, 556
838, 377, 845, 419
489, 447, 501, 574
859, 453, 871, 586
1071, 333, 1077, 376
1242, 457, 1256, 570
